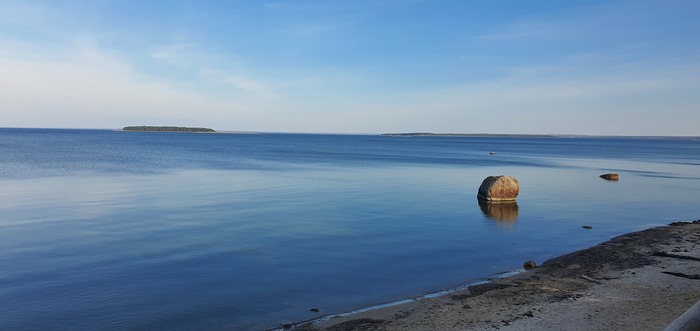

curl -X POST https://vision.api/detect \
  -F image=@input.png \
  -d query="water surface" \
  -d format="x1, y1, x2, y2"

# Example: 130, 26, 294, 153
1, 129, 699, 329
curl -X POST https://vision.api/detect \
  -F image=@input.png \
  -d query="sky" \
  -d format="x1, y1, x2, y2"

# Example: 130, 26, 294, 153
1, 0, 698, 135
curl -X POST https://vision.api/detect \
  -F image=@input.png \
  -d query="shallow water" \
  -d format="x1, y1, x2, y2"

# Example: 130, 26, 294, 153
1, 129, 699, 329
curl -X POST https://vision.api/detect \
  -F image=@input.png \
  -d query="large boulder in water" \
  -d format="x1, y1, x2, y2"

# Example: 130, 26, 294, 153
478, 175, 519, 201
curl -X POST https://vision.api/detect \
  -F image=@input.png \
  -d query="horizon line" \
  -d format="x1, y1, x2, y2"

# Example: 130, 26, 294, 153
1, 126, 698, 139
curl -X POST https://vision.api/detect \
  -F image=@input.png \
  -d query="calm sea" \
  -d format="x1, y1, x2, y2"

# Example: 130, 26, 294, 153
1, 128, 699, 330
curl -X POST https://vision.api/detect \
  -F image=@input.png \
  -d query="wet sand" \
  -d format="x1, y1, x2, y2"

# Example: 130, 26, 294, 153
295, 220, 700, 331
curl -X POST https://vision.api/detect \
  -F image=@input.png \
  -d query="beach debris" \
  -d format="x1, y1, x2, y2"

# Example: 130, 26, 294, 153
599, 173, 620, 181
661, 271, 700, 280
653, 251, 700, 262
478, 175, 519, 201
523, 260, 537, 269
582, 225, 593, 229
310, 307, 320, 312
581, 274, 603, 284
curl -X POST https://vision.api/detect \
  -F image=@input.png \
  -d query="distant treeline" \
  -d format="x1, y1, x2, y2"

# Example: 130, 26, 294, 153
122, 126, 216, 133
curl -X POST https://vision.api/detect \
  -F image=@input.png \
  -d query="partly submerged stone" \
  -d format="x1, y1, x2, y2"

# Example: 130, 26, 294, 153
478, 175, 520, 201
600, 173, 620, 181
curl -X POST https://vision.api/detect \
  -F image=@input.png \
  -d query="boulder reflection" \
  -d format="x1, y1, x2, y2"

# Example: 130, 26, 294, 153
478, 200, 519, 226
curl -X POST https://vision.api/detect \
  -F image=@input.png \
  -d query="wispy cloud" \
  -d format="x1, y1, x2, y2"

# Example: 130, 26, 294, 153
223, 75, 276, 96
147, 42, 280, 98
0, 40, 255, 128
149, 43, 202, 67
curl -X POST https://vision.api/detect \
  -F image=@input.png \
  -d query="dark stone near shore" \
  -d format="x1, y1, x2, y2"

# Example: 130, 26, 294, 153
523, 260, 537, 269
478, 176, 519, 201
600, 173, 620, 181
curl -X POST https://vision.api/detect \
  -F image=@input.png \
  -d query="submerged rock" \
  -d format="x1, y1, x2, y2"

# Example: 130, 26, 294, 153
600, 173, 620, 181
478, 176, 519, 201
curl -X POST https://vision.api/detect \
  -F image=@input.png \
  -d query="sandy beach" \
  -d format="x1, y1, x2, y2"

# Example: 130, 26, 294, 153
294, 220, 700, 331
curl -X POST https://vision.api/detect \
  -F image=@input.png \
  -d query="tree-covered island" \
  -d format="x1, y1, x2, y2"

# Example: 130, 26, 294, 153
122, 126, 216, 133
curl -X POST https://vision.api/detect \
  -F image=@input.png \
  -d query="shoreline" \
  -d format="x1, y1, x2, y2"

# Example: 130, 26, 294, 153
290, 220, 700, 331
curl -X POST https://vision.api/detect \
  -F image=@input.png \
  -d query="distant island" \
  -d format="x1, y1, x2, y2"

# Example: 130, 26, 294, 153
381, 132, 554, 138
122, 126, 216, 133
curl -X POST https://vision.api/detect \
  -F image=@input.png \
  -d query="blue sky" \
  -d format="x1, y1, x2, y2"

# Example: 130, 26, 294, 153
1, 0, 698, 135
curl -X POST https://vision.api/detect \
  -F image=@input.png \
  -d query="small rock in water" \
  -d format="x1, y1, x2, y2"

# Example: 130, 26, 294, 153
599, 173, 620, 181
310, 307, 320, 312
582, 225, 593, 229
523, 260, 537, 269
282, 322, 293, 329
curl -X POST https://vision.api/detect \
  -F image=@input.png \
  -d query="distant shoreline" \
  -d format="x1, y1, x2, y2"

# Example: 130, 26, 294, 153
0, 127, 697, 139
381, 133, 555, 138
121, 126, 216, 133
381, 132, 700, 139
